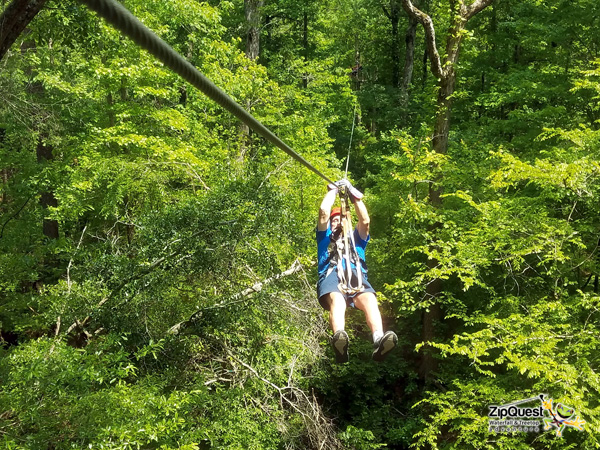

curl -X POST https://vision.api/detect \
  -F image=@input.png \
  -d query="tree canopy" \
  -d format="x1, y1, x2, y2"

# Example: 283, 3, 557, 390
1, 0, 599, 448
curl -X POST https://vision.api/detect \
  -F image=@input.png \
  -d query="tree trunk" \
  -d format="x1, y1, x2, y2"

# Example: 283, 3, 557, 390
0, 168, 7, 206
239, 0, 263, 160
0, 128, 6, 206
120, 75, 127, 101
419, 292, 442, 379
36, 139, 59, 239
352, 50, 362, 91
263, 14, 272, 63
421, 15, 461, 382
245, 0, 262, 61
431, 69, 456, 156
302, 10, 308, 88
422, 46, 428, 90
382, 0, 401, 87
401, 17, 418, 98
0, 0, 47, 61
107, 92, 116, 127
391, 2, 400, 87
401, 0, 495, 381
21, 31, 60, 241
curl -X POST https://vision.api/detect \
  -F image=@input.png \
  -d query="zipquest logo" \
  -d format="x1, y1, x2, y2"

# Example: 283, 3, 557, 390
488, 394, 586, 436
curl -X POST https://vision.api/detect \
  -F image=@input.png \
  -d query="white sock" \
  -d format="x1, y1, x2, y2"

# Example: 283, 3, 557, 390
373, 330, 384, 343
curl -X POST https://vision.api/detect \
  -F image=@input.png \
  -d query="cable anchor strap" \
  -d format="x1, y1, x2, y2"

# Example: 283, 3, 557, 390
336, 187, 364, 295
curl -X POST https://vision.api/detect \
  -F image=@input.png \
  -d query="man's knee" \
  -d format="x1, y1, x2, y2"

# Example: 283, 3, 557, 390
353, 292, 378, 310
326, 292, 346, 310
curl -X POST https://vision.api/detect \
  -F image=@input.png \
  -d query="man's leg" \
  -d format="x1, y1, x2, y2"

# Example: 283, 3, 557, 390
326, 292, 347, 332
353, 292, 397, 361
353, 292, 383, 335
324, 292, 349, 363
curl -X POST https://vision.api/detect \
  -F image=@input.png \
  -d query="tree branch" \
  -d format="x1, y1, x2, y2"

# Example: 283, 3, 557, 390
381, 1, 391, 19
167, 259, 305, 335
0, 0, 47, 61
0, 195, 32, 238
62, 230, 203, 338
228, 259, 303, 301
223, 348, 341, 449
67, 224, 87, 292
400, 0, 444, 79
465, 0, 494, 21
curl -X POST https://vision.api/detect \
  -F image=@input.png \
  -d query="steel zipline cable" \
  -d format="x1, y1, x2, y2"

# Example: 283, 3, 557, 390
344, 102, 357, 179
77, 0, 335, 185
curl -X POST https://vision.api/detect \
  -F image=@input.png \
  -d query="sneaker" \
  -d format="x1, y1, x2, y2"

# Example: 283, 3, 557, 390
372, 331, 397, 362
331, 330, 349, 363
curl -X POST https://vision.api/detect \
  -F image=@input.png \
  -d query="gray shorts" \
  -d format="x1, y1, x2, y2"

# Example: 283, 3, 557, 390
317, 269, 376, 310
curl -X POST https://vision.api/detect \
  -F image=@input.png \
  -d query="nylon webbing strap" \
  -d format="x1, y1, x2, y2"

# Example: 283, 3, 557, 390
336, 189, 364, 295
78, 0, 335, 185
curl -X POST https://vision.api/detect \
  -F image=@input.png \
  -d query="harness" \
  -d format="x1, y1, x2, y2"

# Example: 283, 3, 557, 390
325, 186, 365, 295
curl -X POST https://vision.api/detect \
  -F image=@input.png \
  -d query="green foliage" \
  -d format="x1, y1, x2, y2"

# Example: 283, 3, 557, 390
362, 19, 600, 445
2, 0, 600, 448
339, 425, 387, 449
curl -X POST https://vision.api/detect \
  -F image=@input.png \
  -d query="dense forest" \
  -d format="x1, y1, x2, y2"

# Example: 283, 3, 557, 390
1, 0, 599, 448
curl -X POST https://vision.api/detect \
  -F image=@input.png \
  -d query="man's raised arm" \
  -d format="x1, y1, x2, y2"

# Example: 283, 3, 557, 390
337, 180, 368, 240
352, 198, 370, 241
318, 187, 338, 231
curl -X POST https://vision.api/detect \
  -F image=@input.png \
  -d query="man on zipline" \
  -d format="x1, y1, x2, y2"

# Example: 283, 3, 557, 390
317, 179, 398, 363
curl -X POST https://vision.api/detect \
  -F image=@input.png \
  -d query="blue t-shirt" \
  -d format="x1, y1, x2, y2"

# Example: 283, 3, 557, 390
316, 226, 369, 276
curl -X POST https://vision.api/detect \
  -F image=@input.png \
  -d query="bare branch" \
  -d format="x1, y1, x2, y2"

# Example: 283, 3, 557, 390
67, 224, 87, 292
168, 259, 306, 335
400, 0, 444, 79
465, 0, 494, 20
225, 350, 343, 449
229, 259, 303, 301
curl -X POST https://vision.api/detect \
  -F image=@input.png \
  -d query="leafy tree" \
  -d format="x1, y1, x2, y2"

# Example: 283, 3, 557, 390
2, 0, 600, 448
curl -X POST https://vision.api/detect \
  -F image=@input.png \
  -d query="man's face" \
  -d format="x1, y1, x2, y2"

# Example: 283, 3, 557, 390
330, 214, 341, 230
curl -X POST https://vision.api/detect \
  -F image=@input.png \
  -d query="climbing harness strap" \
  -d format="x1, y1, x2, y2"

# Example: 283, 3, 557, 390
329, 185, 364, 295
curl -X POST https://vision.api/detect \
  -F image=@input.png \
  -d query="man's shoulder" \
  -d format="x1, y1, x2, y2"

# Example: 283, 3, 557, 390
353, 227, 370, 246
316, 226, 331, 241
